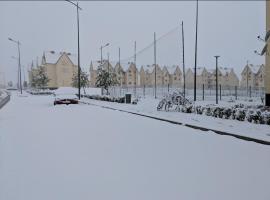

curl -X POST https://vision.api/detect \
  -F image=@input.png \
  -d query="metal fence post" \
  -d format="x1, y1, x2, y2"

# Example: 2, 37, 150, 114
202, 84, 204, 101
143, 85, 145, 98
235, 85, 237, 100
220, 84, 221, 101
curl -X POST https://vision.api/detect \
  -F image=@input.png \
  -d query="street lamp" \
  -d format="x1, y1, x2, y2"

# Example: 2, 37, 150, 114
194, 0, 199, 101
100, 43, 110, 64
65, 0, 82, 99
8, 37, 22, 94
214, 56, 220, 104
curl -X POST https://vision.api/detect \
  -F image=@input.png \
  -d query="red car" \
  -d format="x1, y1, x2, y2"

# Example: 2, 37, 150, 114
53, 94, 79, 105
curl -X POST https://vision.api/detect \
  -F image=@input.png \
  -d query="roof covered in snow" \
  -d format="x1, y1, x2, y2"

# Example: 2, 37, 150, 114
43, 52, 77, 66
166, 65, 180, 74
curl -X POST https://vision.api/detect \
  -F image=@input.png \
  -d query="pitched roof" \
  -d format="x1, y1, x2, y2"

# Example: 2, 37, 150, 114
43, 52, 77, 65
166, 65, 181, 74
89, 61, 101, 70
249, 64, 262, 74
187, 67, 207, 75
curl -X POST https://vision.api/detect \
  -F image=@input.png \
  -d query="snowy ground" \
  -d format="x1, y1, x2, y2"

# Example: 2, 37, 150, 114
81, 97, 270, 143
0, 92, 270, 200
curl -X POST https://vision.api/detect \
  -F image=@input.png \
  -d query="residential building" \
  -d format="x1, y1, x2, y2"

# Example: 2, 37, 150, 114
265, 1, 270, 105
114, 62, 126, 86
162, 66, 170, 86
167, 65, 182, 87
139, 66, 146, 86
240, 64, 264, 89
29, 52, 77, 88
126, 62, 138, 86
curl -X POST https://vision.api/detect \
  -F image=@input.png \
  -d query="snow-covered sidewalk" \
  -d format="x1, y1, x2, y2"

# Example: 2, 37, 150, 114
1, 94, 270, 200
81, 97, 270, 143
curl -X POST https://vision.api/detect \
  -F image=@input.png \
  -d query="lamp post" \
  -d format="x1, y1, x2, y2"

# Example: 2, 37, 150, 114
100, 43, 110, 64
214, 56, 220, 104
154, 32, 157, 99
194, 0, 199, 101
65, 0, 82, 99
246, 64, 250, 97
11, 56, 20, 90
181, 21, 186, 98
8, 37, 22, 94
134, 41, 137, 96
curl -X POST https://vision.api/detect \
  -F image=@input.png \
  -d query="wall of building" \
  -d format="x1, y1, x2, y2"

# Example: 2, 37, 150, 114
266, 1, 270, 105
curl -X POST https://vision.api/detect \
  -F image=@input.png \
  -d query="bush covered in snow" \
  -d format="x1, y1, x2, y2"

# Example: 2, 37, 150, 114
188, 104, 270, 125
157, 93, 270, 125
81, 94, 125, 103
27, 89, 54, 95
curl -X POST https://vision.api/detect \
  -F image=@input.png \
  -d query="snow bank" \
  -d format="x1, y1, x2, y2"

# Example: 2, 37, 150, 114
0, 94, 270, 200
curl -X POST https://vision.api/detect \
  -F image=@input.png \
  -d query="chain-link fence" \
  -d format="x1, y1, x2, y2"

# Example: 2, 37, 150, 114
108, 85, 265, 101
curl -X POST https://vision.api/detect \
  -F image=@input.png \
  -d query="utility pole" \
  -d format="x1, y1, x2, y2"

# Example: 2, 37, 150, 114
107, 52, 110, 73
154, 32, 157, 99
76, 1, 81, 99
181, 21, 186, 98
134, 41, 137, 96
101, 46, 103, 64
8, 37, 22, 94
246, 61, 249, 97
215, 56, 220, 104
119, 47, 122, 88
65, 0, 82, 99
194, 0, 199, 101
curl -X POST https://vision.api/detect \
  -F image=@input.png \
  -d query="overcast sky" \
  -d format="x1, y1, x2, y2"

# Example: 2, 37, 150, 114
0, 1, 266, 84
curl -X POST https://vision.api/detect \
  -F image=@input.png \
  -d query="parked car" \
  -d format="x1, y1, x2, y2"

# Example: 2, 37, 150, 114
53, 94, 79, 105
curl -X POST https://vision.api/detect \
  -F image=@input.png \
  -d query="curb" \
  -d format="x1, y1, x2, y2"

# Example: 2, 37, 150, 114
80, 100, 270, 146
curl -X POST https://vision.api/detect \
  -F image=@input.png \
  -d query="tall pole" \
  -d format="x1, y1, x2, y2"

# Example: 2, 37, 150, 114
119, 47, 122, 87
66, 1, 82, 99
134, 41, 137, 96
101, 46, 103, 64
107, 52, 110, 95
9, 38, 22, 94
246, 63, 249, 97
107, 52, 110, 73
215, 56, 220, 104
181, 21, 186, 98
154, 32, 157, 99
194, 0, 199, 101
18, 41, 22, 94
76, 2, 81, 100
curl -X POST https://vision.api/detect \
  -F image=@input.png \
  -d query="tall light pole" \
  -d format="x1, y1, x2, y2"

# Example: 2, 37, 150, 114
194, 0, 199, 101
100, 43, 110, 64
181, 21, 186, 98
65, 0, 82, 99
154, 32, 157, 99
214, 56, 220, 104
8, 37, 22, 94
246, 62, 249, 97
134, 41, 137, 96
11, 56, 20, 89
119, 47, 122, 87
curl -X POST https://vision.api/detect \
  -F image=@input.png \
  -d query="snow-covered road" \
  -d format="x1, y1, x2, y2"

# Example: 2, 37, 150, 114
1, 93, 270, 200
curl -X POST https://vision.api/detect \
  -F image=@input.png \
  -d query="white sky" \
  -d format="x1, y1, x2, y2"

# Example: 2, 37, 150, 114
0, 1, 266, 84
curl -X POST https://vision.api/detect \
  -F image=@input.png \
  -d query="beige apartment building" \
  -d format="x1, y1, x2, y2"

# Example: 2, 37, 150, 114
186, 67, 239, 89
29, 52, 77, 88
126, 62, 138, 86
114, 62, 126, 86
167, 65, 182, 87
265, 1, 270, 105
185, 67, 208, 89
240, 64, 265, 89
89, 60, 115, 87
